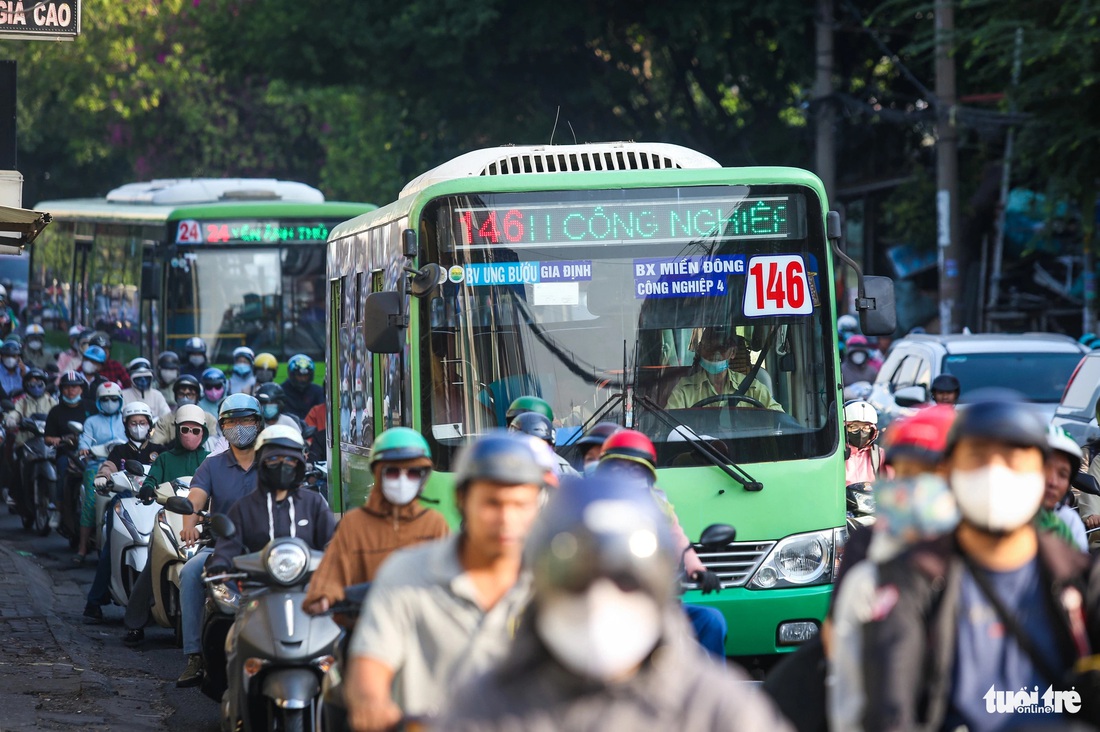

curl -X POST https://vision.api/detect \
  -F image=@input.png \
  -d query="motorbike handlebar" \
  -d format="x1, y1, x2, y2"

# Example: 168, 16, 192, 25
203, 572, 248, 584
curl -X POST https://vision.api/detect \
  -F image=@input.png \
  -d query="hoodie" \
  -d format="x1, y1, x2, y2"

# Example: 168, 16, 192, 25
209, 487, 336, 571
303, 482, 450, 608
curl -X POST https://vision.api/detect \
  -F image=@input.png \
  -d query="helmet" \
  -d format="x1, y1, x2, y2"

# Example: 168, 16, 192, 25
945, 398, 1048, 457
574, 422, 621, 449
183, 337, 207, 356
22, 368, 47, 387
89, 332, 111, 350
453, 430, 547, 492
175, 404, 207, 430
121, 401, 153, 424
837, 314, 859, 333
255, 424, 306, 455
157, 351, 180, 369
173, 374, 202, 397
218, 393, 261, 421
1046, 424, 1083, 475
525, 475, 677, 604
231, 346, 255, 363
68, 324, 85, 339
1, 339, 22, 357
843, 400, 878, 426
842, 381, 873, 402
885, 405, 956, 464
508, 411, 555, 446
201, 367, 227, 388
82, 345, 107, 364
127, 357, 153, 373
255, 382, 285, 405
505, 395, 553, 424
369, 427, 431, 467
846, 334, 869, 348
96, 381, 123, 401
24, 324, 44, 338
598, 429, 657, 480
254, 352, 278, 371
60, 370, 85, 388
931, 373, 961, 394
287, 353, 315, 376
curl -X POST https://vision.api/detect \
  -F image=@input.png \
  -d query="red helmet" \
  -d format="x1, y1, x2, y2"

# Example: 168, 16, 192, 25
599, 429, 657, 480
886, 405, 956, 464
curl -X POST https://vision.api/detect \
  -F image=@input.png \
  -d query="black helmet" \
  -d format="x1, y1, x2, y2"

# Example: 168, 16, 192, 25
0, 340, 21, 357
183, 337, 207, 356
22, 368, 47, 387
157, 351, 180, 369
89, 332, 111, 350
931, 373, 960, 393
255, 382, 285, 406
945, 398, 1048, 457
574, 422, 621, 449
60, 370, 85, 388
508, 411, 555, 446
453, 430, 547, 492
173, 374, 202, 397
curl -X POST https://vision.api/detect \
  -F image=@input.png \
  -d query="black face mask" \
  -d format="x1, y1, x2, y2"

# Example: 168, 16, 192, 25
846, 427, 874, 450
261, 461, 301, 492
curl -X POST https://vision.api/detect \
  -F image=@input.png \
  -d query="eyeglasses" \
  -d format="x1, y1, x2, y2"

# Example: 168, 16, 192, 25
179, 426, 203, 435
176, 388, 199, 397
220, 416, 259, 428
262, 456, 301, 469
381, 466, 430, 481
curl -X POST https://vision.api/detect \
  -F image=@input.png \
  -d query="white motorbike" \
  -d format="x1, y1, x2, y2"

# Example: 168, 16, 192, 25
104, 460, 159, 607
149, 476, 199, 645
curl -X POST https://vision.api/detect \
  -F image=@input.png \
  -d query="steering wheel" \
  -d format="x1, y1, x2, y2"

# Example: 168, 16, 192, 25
690, 394, 766, 409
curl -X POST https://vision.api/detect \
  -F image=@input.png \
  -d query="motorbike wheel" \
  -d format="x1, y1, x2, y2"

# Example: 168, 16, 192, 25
33, 480, 52, 537
276, 707, 306, 732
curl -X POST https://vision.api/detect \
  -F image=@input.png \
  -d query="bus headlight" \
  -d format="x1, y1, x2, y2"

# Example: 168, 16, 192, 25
748, 530, 836, 589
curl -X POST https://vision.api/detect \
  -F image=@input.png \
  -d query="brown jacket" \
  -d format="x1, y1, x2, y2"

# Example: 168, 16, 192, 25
304, 485, 450, 607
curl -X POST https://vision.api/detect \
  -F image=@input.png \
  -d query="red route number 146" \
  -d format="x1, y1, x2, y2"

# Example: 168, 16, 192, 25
743, 255, 813, 317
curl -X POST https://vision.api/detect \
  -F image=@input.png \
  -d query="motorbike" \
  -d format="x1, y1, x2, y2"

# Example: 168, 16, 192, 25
56, 421, 86, 550
303, 461, 328, 503
846, 482, 876, 532
102, 459, 158, 607
15, 413, 55, 536
202, 517, 340, 732
149, 477, 199, 646
319, 582, 372, 732
88, 439, 128, 551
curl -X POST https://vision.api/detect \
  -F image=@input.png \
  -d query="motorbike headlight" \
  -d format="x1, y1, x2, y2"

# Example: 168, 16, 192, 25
265, 543, 308, 586
748, 530, 836, 590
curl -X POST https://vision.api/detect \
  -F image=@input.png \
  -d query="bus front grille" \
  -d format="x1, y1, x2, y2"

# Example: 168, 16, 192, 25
682, 541, 775, 590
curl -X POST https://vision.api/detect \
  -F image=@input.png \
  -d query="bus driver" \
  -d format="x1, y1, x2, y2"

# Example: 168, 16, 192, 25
665, 327, 782, 411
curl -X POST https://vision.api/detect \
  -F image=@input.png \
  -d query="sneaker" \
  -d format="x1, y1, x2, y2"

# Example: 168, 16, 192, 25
122, 628, 144, 647
176, 654, 204, 687
82, 603, 103, 623
48, 511, 59, 530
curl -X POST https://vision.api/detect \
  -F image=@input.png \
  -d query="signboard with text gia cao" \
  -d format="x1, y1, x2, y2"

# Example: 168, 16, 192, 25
0, 0, 81, 41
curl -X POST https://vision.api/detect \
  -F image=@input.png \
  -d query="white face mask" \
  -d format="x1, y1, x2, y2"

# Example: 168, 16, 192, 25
82, 360, 98, 375
950, 464, 1044, 533
535, 578, 662, 681
127, 423, 150, 443
380, 474, 421, 506
2, 357, 17, 369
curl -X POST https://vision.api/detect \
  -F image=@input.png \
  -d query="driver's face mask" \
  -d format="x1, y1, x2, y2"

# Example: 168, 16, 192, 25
849, 350, 868, 366
846, 423, 875, 450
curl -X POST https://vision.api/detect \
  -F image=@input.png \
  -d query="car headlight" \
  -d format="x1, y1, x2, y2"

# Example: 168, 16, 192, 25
748, 529, 837, 590
265, 542, 309, 586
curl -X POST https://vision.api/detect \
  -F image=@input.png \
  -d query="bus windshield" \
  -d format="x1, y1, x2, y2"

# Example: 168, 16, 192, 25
165, 245, 326, 362
421, 185, 838, 468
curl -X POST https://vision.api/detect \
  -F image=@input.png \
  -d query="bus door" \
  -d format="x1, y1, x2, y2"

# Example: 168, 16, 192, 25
71, 230, 93, 326
139, 242, 161, 358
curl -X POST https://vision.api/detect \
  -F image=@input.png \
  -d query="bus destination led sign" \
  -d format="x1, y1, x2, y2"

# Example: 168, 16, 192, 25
453, 195, 799, 249
175, 219, 332, 245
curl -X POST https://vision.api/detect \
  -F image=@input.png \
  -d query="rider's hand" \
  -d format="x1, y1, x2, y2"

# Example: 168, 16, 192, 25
138, 486, 156, 504
79, 449, 90, 457
1085, 515, 1100, 531
93, 476, 107, 490
179, 526, 201, 546
348, 697, 402, 732
692, 569, 723, 595
304, 597, 330, 615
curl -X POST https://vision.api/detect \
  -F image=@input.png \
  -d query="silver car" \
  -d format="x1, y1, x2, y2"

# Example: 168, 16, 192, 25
1052, 350, 1100, 446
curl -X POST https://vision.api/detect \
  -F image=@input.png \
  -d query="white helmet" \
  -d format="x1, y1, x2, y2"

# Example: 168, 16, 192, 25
232, 346, 256, 363
254, 424, 305, 452
25, 324, 45, 337
121, 401, 153, 423
838, 314, 859, 333
1047, 424, 1082, 467
175, 404, 207, 430
96, 381, 123, 400
843, 400, 878, 426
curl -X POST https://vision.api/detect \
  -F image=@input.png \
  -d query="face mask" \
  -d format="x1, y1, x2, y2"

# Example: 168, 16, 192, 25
127, 423, 150, 443
82, 361, 99, 375
699, 357, 727, 376
950, 464, 1044, 533
232, 363, 252, 377
159, 369, 179, 385
255, 369, 274, 384
223, 423, 258, 449
850, 350, 868, 366
62, 393, 82, 406
188, 355, 205, 367
26, 339, 42, 352
25, 382, 45, 398
380, 474, 422, 506
583, 460, 600, 476
260, 461, 300, 492
204, 386, 225, 401
535, 579, 662, 681
2, 357, 17, 370
133, 376, 152, 391
261, 404, 279, 421
99, 399, 121, 416
179, 427, 203, 451
286, 377, 308, 392
846, 427, 874, 450
176, 395, 197, 407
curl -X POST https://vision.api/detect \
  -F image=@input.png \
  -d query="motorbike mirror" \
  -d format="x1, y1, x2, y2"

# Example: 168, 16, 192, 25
209, 513, 236, 540
1072, 472, 1100, 497
697, 523, 737, 552
67, 420, 84, 435
124, 459, 145, 476
164, 496, 195, 515
18, 417, 36, 431
0, 399, 13, 412
301, 424, 318, 441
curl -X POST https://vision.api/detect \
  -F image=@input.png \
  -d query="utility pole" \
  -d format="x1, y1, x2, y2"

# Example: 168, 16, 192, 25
814, 0, 836, 204
935, 0, 961, 333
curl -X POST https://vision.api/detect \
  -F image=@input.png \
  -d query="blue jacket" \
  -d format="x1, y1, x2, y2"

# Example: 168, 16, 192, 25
79, 412, 125, 450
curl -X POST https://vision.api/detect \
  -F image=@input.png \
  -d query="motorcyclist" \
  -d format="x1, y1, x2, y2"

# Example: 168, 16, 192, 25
149, 375, 219, 449
121, 403, 211, 645
198, 367, 227, 419
929, 373, 961, 406
5, 368, 59, 448
0, 338, 26, 396
82, 401, 164, 622
303, 427, 449, 615
280, 353, 323, 420
73, 382, 127, 563
89, 332, 131, 388
22, 324, 53, 371
122, 357, 170, 419
0, 284, 18, 339
438, 476, 794, 732
571, 421, 620, 474
175, 393, 263, 687
595, 429, 727, 659
841, 335, 880, 387
844, 400, 890, 484
304, 398, 326, 462
180, 336, 209, 380
226, 345, 256, 395
345, 431, 545, 730
56, 325, 88, 374
156, 351, 180, 408
79, 345, 110, 414
1037, 425, 1088, 552
665, 327, 782, 411
206, 425, 335, 577
252, 352, 278, 388
45, 371, 88, 449
255, 382, 302, 432
508, 410, 577, 476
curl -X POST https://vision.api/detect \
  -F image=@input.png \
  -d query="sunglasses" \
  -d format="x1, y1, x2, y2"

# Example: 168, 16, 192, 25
179, 425, 203, 435
381, 466, 430, 481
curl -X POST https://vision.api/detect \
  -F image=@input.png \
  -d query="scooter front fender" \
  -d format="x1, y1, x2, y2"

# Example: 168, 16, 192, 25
262, 668, 320, 710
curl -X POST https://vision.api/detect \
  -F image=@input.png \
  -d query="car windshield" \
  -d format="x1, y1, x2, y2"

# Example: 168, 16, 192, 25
420, 185, 838, 469
944, 351, 1084, 403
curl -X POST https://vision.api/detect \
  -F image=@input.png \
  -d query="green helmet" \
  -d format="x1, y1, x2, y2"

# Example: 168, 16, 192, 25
369, 427, 431, 467
505, 395, 553, 425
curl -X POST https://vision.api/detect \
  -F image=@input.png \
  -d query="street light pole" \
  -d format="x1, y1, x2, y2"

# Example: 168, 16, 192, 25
935, 0, 961, 333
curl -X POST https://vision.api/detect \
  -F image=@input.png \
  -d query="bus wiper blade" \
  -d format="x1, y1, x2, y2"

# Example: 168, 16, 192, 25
635, 394, 763, 492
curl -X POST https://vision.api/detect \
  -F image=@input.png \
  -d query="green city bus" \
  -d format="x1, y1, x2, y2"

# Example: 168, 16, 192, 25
31, 179, 376, 367
326, 143, 894, 664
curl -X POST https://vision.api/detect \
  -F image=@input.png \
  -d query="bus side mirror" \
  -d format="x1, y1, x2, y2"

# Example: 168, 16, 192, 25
362, 291, 407, 354
857, 276, 897, 337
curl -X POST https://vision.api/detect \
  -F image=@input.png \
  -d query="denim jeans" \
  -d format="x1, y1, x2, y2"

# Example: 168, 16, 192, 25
86, 495, 121, 605
180, 547, 213, 655
684, 603, 728, 659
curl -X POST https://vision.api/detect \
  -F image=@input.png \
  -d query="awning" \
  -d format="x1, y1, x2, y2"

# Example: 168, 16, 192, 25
0, 204, 52, 250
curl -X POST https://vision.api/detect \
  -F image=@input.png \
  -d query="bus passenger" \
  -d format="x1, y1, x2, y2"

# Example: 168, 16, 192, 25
665, 327, 781, 411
